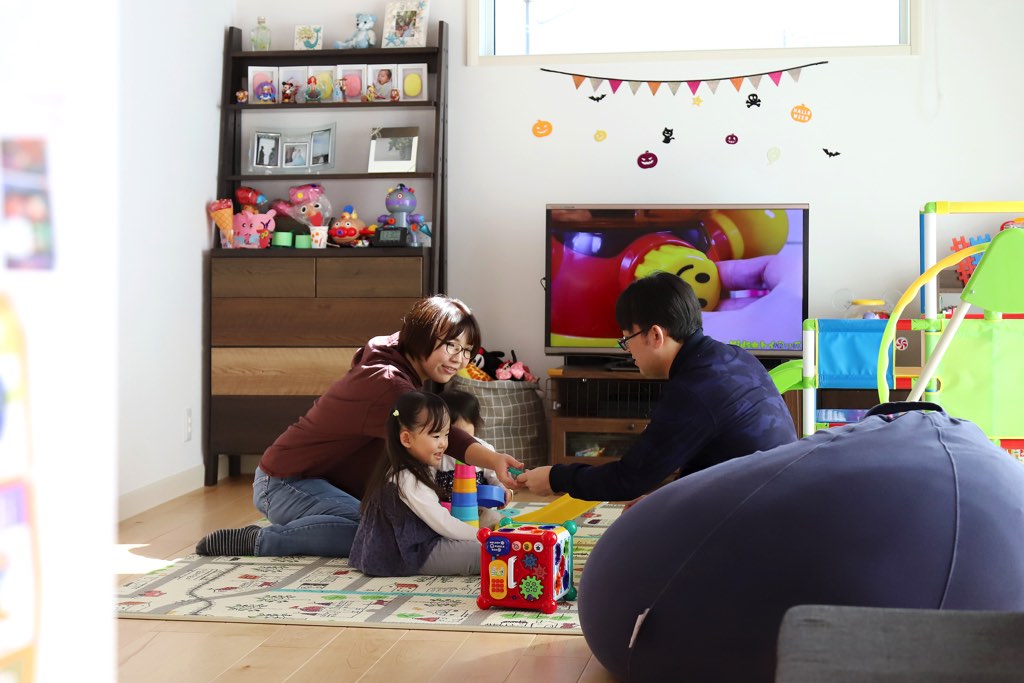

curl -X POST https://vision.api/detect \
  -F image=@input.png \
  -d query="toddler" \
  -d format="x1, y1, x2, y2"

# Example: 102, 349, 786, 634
350, 391, 483, 576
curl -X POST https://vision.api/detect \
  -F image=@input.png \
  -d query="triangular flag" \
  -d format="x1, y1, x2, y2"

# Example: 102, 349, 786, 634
687, 80, 701, 95
572, 75, 586, 89
789, 68, 803, 83
589, 77, 603, 91
706, 80, 720, 94
628, 81, 643, 94
730, 77, 745, 91
609, 79, 623, 94
648, 81, 662, 96
769, 71, 783, 86
749, 75, 762, 89
668, 82, 682, 95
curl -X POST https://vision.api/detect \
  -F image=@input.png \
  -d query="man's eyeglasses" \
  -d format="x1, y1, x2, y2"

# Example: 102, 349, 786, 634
440, 340, 474, 360
617, 329, 645, 351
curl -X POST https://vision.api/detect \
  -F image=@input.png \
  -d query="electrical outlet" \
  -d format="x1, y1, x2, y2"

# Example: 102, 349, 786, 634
184, 408, 193, 442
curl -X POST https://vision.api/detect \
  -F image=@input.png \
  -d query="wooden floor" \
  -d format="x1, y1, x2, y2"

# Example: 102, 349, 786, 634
117, 477, 617, 683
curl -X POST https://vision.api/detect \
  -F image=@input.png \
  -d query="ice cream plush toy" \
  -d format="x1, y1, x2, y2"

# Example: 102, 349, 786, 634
207, 199, 235, 247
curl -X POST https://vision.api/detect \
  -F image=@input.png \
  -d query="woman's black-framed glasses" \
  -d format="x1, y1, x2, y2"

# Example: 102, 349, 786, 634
441, 340, 474, 360
617, 329, 645, 351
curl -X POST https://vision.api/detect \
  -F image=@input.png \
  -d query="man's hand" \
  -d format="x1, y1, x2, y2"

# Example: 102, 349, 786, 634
516, 466, 555, 496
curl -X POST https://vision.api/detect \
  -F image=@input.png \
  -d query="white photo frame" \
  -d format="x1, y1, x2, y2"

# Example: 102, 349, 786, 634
368, 126, 419, 173
279, 65, 307, 103
305, 65, 335, 103
247, 66, 279, 104
310, 127, 335, 168
366, 63, 398, 102
294, 25, 324, 50
396, 63, 429, 102
253, 132, 282, 168
382, 1, 430, 48
335, 64, 367, 102
283, 141, 310, 169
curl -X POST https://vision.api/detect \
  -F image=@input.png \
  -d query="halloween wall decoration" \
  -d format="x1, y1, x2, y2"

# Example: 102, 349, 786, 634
823, 148, 841, 158
532, 119, 554, 137
636, 150, 658, 169
594, 130, 607, 142
791, 103, 813, 122
542, 60, 827, 99
725, 134, 739, 145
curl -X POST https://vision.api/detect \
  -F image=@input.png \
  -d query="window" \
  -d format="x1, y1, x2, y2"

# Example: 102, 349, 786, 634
470, 0, 916, 64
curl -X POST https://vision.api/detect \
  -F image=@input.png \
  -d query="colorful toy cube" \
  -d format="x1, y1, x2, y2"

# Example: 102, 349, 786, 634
477, 520, 578, 614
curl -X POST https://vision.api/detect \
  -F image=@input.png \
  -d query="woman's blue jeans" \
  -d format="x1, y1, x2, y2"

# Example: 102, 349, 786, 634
252, 466, 361, 557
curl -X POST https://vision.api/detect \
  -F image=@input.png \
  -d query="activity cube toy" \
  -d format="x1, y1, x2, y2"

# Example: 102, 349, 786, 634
477, 520, 578, 615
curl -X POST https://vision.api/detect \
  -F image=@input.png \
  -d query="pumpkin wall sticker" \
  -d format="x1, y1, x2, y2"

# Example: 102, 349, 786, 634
790, 103, 813, 123
532, 119, 553, 137
637, 150, 658, 169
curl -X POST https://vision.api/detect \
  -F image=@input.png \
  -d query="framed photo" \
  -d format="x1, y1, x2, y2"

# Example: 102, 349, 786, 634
310, 127, 335, 168
382, 1, 430, 48
253, 132, 282, 168
396, 63, 428, 102
294, 24, 324, 50
367, 63, 398, 102
368, 126, 419, 173
335, 64, 367, 103
306, 65, 336, 102
283, 141, 310, 169
279, 65, 307, 103
247, 66, 279, 104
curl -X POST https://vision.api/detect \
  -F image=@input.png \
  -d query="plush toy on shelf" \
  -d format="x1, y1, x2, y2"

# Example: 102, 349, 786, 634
272, 184, 332, 248
207, 199, 235, 248
328, 205, 374, 247
495, 351, 536, 382
335, 13, 377, 49
232, 208, 277, 249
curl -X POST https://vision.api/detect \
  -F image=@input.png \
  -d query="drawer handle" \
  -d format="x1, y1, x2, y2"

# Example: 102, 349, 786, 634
628, 423, 636, 431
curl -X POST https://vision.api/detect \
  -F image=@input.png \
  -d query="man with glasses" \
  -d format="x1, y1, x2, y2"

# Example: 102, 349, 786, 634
518, 271, 796, 503
197, 295, 523, 558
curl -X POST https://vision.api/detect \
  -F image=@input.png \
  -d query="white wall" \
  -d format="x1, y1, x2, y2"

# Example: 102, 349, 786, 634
114, 0, 1024, 506
117, 2, 233, 515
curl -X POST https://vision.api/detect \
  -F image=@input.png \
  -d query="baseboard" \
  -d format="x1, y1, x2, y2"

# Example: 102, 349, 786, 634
118, 455, 261, 521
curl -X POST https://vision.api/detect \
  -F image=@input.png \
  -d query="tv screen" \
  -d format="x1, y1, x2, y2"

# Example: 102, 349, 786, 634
545, 204, 809, 359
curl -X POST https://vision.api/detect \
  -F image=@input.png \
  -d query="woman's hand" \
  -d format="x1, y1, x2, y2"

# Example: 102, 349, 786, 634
465, 442, 523, 488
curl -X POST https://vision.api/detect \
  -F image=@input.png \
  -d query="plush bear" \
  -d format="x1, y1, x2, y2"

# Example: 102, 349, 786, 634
335, 13, 377, 49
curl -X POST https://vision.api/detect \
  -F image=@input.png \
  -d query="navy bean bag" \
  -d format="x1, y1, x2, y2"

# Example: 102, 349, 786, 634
578, 403, 1024, 683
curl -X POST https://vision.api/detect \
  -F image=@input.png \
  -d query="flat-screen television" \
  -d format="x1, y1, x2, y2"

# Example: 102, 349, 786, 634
545, 204, 809, 360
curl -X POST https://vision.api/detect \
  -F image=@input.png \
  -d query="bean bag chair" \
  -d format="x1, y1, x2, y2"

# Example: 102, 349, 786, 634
578, 403, 1024, 683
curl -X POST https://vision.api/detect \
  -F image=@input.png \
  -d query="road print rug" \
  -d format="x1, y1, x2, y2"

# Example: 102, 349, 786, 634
116, 501, 622, 635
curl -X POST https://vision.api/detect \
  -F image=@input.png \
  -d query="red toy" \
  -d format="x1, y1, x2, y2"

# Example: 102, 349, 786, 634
477, 520, 577, 615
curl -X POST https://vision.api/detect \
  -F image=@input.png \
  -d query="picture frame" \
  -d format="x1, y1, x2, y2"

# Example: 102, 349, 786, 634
382, 1, 430, 48
367, 63, 398, 102
253, 132, 282, 168
368, 126, 419, 173
335, 64, 367, 103
310, 126, 335, 168
294, 24, 324, 50
305, 65, 336, 103
247, 66, 279, 104
283, 141, 310, 169
396, 63, 429, 102
279, 65, 308, 103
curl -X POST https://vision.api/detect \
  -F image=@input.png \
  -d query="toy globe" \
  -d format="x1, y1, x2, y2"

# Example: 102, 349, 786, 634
578, 404, 1024, 682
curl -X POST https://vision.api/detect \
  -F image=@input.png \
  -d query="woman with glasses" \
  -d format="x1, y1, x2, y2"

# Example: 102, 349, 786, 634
197, 295, 523, 558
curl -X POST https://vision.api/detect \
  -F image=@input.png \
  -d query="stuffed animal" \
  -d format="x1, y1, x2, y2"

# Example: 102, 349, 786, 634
335, 13, 377, 49
232, 209, 276, 249
328, 205, 372, 247
472, 348, 506, 380
494, 350, 536, 382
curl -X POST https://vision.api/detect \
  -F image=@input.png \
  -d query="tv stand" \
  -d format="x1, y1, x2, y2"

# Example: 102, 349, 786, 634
604, 358, 638, 372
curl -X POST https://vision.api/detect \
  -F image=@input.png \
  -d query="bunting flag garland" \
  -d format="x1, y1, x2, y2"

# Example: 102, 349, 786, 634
541, 61, 827, 96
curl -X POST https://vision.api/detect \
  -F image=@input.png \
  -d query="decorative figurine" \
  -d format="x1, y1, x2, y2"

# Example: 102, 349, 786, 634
281, 81, 297, 103
328, 206, 373, 247
335, 13, 377, 49
235, 90, 248, 103
305, 75, 322, 102
254, 80, 277, 103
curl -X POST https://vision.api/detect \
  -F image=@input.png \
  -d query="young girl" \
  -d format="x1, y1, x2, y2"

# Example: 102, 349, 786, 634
349, 391, 481, 576
437, 390, 513, 526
